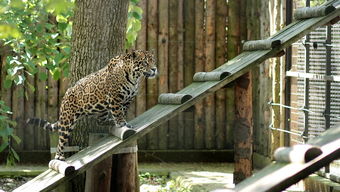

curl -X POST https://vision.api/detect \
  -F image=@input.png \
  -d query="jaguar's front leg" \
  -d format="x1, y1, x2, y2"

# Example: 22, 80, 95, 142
109, 104, 131, 128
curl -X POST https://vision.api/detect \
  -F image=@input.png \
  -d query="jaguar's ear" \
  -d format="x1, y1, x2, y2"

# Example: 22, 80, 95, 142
130, 50, 137, 59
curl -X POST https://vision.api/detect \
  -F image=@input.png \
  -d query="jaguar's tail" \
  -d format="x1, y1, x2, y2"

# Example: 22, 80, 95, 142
26, 118, 59, 132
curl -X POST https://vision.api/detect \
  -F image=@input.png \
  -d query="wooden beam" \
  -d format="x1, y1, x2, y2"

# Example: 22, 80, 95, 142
13, 2, 340, 191
235, 127, 340, 192
234, 72, 253, 184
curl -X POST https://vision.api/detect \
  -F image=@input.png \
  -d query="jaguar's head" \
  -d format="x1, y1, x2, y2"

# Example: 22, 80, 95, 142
129, 50, 157, 79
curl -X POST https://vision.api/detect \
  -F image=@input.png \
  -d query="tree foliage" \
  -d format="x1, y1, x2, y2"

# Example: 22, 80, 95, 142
0, 0, 142, 165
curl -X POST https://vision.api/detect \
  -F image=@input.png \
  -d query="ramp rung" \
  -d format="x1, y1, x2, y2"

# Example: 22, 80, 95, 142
158, 93, 192, 105
48, 160, 75, 176
294, 5, 336, 20
193, 71, 230, 82
243, 39, 281, 51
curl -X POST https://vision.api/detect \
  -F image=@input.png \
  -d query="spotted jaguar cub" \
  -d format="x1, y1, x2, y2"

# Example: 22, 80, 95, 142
27, 50, 157, 160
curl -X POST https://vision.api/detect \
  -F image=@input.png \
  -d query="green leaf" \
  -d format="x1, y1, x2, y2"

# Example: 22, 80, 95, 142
132, 11, 142, 20
52, 68, 61, 80
4, 77, 13, 89
11, 135, 21, 144
0, 116, 9, 120
10, 147, 20, 161
39, 72, 48, 81
0, 142, 8, 153
130, 0, 140, 4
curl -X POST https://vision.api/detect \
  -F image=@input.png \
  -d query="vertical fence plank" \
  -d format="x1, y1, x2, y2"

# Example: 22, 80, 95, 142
136, 0, 148, 150
48, 75, 59, 158
24, 74, 35, 151
193, 0, 205, 149
35, 68, 48, 150
177, 0, 185, 149
183, 0, 195, 149
168, 0, 179, 149
146, 0, 159, 150
158, 0, 169, 150
215, 0, 228, 149
12, 84, 24, 150
0, 56, 12, 119
204, 0, 216, 149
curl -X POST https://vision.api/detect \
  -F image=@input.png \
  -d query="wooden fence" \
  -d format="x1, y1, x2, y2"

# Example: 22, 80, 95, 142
0, 0, 274, 157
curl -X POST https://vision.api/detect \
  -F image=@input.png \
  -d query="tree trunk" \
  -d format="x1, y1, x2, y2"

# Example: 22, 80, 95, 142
67, 0, 132, 191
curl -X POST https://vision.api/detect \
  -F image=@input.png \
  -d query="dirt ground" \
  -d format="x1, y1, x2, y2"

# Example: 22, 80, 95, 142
0, 177, 33, 192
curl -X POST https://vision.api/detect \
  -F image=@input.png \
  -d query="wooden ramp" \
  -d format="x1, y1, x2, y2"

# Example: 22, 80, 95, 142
14, 1, 340, 191
235, 127, 340, 192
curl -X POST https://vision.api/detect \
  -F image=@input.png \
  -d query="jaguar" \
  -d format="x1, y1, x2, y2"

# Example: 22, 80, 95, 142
27, 50, 157, 160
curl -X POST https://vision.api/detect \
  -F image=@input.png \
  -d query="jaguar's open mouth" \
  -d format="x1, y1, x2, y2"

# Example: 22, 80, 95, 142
144, 68, 157, 78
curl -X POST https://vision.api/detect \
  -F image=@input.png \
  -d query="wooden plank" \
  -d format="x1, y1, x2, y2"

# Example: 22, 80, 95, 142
176, 0, 185, 149
35, 68, 48, 150
48, 74, 59, 159
193, 0, 205, 149
12, 82, 24, 151
146, 0, 159, 150
183, 0, 195, 149
0, 55, 12, 124
204, 0, 216, 149
24, 73, 35, 151
135, 0, 147, 150
235, 127, 340, 192
14, 3, 340, 191
215, 0, 228, 149
168, 0, 179, 149
157, 0, 169, 150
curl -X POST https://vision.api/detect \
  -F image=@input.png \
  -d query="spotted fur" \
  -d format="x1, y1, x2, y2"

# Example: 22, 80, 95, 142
27, 50, 157, 160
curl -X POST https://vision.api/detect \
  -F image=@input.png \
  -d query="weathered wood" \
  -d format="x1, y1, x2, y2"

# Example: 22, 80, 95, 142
234, 72, 253, 184
158, 93, 192, 105
146, 0, 159, 150
183, 0, 195, 149
168, 0, 179, 149
294, 5, 336, 20
176, 0, 185, 149
158, 0, 169, 150
35, 68, 48, 150
85, 133, 112, 192
235, 127, 340, 192
243, 39, 282, 51
48, 74, 59, 159
215, 0, 228, 149
12, 84, 24, 150
205, 0, 216, 149
109, 126, 136, 140
13, 3, 340, 191
274, 145, 322, 163
24, 73, 35, 150
48, 160, 75, 176
193, 72, 229, 82
135, 0, 147, 149
193, 0, 205, 150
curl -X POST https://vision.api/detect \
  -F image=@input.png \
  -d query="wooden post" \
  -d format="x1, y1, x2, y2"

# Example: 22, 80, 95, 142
85, 134, 112, 192
194, 0, 205, 150
135, 0, 147, 149
215, 0, 228, 149
111, 143, 139, 192
204, 0, 216, 149
234, 72, 253, 184
168, 0, 179, 149
158, 0, 169, 150
146, 0, 159, 150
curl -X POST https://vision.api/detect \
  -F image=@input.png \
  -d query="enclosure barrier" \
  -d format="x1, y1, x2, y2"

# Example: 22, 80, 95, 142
235, 127, 340, 192
14, 1, 340, 191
